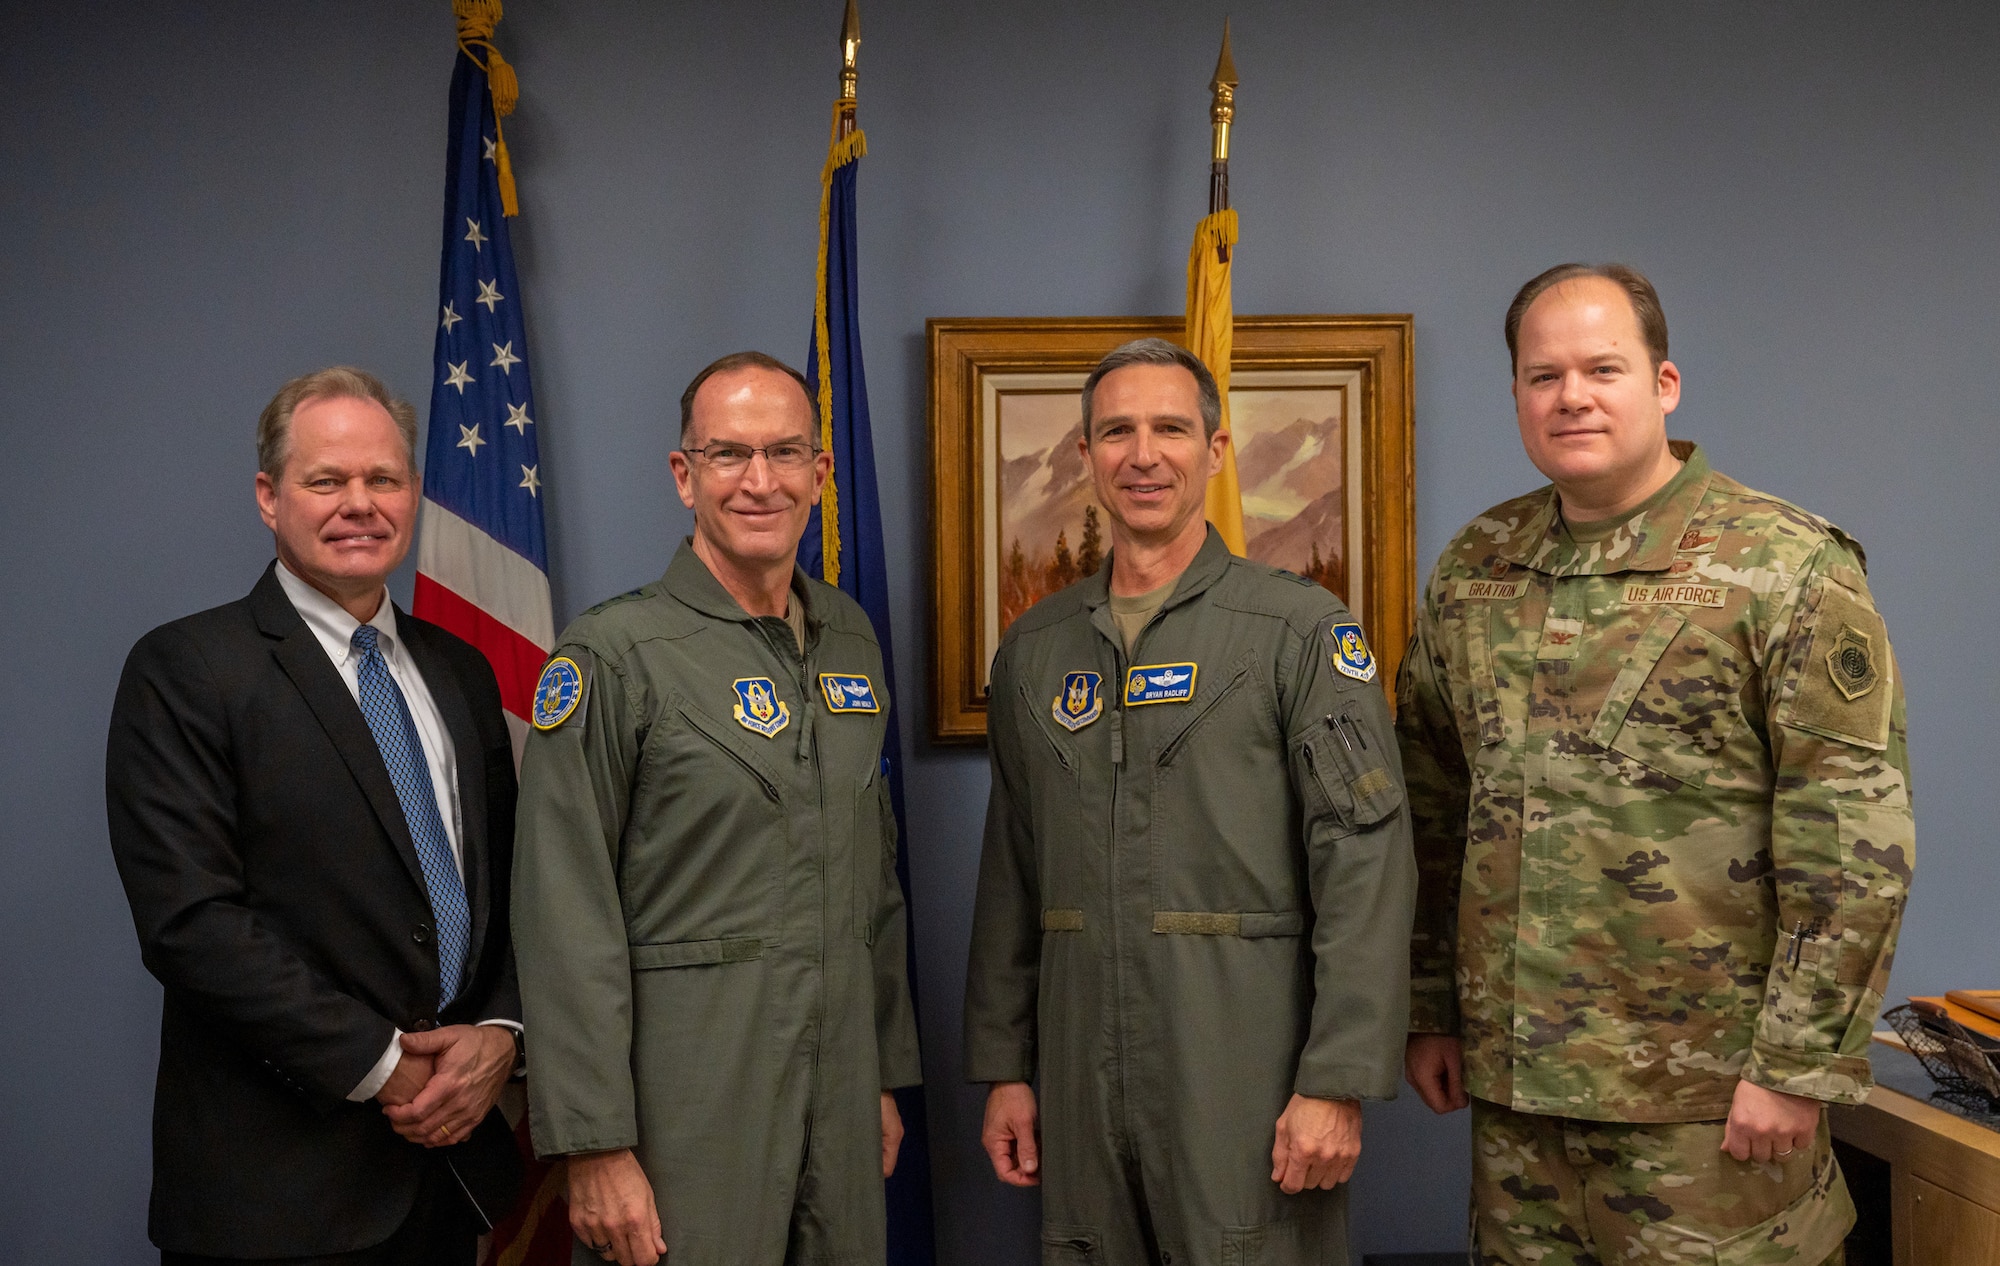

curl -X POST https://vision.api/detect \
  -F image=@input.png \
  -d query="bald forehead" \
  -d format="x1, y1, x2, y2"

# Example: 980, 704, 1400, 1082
1526, 277, 1647, 342
686, 366, 815, 446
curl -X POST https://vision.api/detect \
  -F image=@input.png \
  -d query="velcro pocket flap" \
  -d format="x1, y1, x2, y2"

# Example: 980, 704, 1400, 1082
630, 937, 765, 970
1703, 1151, 1855, 1265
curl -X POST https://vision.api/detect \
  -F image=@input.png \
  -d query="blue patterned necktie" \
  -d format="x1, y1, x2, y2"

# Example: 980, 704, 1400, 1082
350, 624, 470, 1007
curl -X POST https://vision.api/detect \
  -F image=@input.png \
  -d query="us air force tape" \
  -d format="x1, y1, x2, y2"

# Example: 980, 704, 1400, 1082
531, 656, 587, 730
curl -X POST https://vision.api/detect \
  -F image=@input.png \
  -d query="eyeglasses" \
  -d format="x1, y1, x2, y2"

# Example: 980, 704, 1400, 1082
680, 440, 822, 473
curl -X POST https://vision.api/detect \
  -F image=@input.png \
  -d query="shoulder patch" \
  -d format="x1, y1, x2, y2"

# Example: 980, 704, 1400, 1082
1780, 580, 1891, 750
1329, 621, 1377, 683
531, 656, 588, 730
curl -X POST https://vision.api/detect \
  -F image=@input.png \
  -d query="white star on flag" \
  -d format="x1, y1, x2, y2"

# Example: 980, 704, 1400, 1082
475, 279, 504, 312
458, 423, 485, 456
464, 217, 487, 252
520, 465, 541, 496
490, 341, 521, 374
441, 303, 463, 332
444, 361, 475, 393
503, 402, 534, 434
482, 135, 497, 163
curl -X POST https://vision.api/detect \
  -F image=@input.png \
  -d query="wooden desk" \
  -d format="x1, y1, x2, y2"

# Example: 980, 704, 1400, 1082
1831, 1041, 2000, 1265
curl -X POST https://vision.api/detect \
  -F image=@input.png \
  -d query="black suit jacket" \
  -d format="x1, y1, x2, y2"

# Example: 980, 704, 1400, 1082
106, 563, 521, 1257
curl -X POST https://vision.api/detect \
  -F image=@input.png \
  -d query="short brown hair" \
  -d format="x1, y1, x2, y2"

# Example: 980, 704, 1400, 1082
257, 366, 416, 479
1505, 263, 1669, 372
677, 351, 818, 448
1079, 338, 1222, 440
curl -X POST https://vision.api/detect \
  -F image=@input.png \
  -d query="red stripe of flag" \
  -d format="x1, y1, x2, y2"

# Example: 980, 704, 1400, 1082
414, 574, 548, 719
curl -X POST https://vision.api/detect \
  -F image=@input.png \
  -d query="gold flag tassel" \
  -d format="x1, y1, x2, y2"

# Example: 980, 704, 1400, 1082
1189, 20, 1246, 555
811, 0, 866, 584
454, 0, 522, 216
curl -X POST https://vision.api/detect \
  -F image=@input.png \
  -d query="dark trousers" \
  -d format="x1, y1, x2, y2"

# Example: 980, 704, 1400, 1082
161, 1163, 478, 1266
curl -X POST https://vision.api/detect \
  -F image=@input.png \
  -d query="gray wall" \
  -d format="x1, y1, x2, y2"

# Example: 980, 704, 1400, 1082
4, 2, 1994, 1260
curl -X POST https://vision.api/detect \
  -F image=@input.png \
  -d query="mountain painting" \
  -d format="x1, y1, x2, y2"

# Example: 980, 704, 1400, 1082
995, 371, 1356, 635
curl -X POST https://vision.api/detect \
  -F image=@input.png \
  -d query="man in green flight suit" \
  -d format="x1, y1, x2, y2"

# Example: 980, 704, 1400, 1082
965, 338, 1417, 1266
1398, 264, 1914, 1265
512, 352, 921, 1266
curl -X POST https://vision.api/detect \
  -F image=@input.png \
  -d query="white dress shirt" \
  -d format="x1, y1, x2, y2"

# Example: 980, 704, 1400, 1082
273, 563, 517, 1102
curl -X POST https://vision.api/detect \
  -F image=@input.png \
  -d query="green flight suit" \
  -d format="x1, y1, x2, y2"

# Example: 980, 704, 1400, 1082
965, 528, 1417, 1266
1395, 443, 1911, 1263
513, 543, 921, 1266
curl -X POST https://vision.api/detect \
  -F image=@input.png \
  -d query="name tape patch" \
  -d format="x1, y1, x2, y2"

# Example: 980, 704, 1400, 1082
531, 657, 585, 730
1623, 581, 1730, 608
818, 672, 881, 713
1052, 671, 1104, 731
1453, 578, 1529, 601
1330, 622, 1377, 682
1124, 662, 1198, 706
732, 677, 791, 738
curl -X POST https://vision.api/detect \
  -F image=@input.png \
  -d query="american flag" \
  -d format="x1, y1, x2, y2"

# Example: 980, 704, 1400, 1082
413, 45, 552, 759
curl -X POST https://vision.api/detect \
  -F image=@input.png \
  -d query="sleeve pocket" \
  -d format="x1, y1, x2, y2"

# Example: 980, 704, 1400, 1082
1296, 712, 1405, 830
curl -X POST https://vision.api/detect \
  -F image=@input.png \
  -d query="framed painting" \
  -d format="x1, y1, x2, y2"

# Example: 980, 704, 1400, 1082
927, 315, 1415, 743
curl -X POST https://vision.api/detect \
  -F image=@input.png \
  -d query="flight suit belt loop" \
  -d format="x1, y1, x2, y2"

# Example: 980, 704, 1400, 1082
1150, 910, 1305, 937
1041, 909, 1085, 932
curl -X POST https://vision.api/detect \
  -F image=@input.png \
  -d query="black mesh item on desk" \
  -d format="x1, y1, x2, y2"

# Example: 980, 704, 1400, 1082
1882, 1002, 2000, 1114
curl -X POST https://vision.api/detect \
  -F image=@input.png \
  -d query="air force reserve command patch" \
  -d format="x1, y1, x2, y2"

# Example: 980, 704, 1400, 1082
1124, 662, 1197, 706
1330, 622, 1376, 683
732, 677, 791, 738
530, 656, 585, 730
818, 672, 881, 713
1051, 671, 1103, 731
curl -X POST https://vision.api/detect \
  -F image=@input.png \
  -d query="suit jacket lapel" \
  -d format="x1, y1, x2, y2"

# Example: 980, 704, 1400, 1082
250, 566, 431, 896
398, 611, 492, 980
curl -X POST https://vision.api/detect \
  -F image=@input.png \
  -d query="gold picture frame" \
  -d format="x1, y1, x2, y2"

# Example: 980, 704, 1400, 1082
927, 315, 1415, 743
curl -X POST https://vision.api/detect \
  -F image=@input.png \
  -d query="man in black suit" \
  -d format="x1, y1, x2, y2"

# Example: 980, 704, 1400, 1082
107, 366, 523, 1265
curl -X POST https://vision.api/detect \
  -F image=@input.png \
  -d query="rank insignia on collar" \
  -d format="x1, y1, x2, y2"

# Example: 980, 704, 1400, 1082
1124, 662, 1197, 706
732, 677, 791, 737
1051, 671, 1104, 731
531, 656, 585, 731
819, 672, 881, 713
1330, 622, 1377, 682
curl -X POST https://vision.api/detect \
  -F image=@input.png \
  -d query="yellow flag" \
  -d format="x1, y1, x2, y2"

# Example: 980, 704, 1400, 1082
1185, 207, 1245, 555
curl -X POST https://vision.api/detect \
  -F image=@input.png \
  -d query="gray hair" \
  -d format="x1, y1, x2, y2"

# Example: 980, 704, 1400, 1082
1079, 338, 1222, 440
257, 366, 418, 479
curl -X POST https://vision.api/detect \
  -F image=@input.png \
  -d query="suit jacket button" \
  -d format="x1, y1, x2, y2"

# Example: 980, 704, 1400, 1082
413, 923, 431, 945
411, 1017, 436, 1032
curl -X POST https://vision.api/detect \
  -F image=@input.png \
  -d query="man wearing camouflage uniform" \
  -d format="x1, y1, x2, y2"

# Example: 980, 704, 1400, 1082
512, 352, 920, 1266
966, 339, 1416, 1266
1398, 264, 1913, 1265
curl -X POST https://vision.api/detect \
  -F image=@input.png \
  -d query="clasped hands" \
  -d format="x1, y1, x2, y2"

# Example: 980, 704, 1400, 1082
982, 1081, 1363, 1195
374, 1024, 517, 1148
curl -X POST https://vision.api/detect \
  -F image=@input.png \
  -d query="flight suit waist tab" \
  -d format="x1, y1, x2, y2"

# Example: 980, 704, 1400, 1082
1151, 910, 1304, 937
628, 937, 766, 970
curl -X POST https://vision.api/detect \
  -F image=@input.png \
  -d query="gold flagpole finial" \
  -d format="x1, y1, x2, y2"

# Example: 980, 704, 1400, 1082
1209, 19, 1237, 166
837, 0, 861, 138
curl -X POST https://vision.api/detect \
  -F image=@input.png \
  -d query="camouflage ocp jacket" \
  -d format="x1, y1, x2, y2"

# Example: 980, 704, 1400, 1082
1396, 442, 1913, 1122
